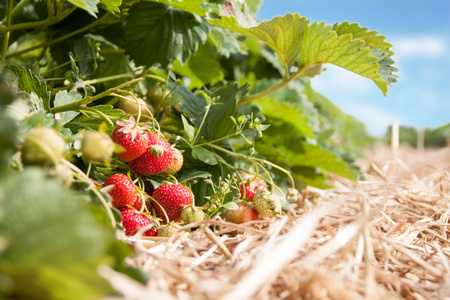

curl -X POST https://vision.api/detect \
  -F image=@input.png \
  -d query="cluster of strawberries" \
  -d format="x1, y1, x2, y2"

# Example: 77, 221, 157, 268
102, 119, 199, 237
222, 172, 282, 223
95, 117, 282, 238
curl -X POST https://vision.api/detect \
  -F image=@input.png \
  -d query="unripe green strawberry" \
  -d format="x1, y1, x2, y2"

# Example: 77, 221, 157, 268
103, 173, 137, 208
128, 133, 173, 175
221, 202, 259, 224
120, 208, 157, 236
253, 189, 282, 217
180, 205, 205, 224
80, 130, 114, 162
146, 86, 172, 116
156, 223, 180, 237
118, 95, 154, 121
153, 184, 194, 222
22, 127, 66, 165
165, 148, 183, 174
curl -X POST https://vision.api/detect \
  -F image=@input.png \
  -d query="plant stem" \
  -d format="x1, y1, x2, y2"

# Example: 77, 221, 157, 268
1, 6, 76, 32
192, 104, 210, 145
1, 0, 13, 60
207, 143, 296, 189
79, 107, 114, 126
192, 129, 252, 149
0, 0, 30, 24
237, 66, 306, 106
144, 74, 167, 83
83, 74, 135, 86
6, 11, 109, 58
62, 159, 116, 227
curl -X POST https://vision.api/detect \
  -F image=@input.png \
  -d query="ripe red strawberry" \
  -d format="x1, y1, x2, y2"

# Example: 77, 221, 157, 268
153, 184, 194, 222
112, 117, 149, 162
180, 205, 206, 224
103, 173, 137, 208
239, 182, 257, 201
165, 148, 183, 174
133, 196, 152, 212
80, 130, 114, 162
128, 133, 173, 175
221, 202, 259, 224
238, 172, 268, 201
120, 208, 157, 236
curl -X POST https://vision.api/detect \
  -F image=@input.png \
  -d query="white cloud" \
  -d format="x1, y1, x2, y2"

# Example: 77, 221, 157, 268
392, 36, 446, 59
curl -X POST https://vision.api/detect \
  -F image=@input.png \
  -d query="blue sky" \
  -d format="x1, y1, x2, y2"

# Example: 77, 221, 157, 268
257, 0, 450, 136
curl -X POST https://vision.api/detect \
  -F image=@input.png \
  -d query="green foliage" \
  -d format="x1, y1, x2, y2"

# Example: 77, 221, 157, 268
10, 65, 50, 111
209, 14, 308, 76
123, 2, 210, 68
0, 169, 114, 299
0, 0, 401, 297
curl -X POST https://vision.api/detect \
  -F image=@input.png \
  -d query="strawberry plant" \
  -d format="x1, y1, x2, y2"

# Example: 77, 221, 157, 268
0, 0, 398, 298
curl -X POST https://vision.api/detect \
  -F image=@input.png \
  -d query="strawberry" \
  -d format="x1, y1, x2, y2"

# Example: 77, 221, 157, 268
22, 127, 66, 165
165, 148, 183, 174
238, 172, 268, 201
253, 189, 282, 217
221, 202, 259, 224
239, 182, 257, 201
133, 196, 151, 212
180, 205, 205, 224
152, 184, 194, 222
118, 95, 154, 121
112, 117, 149, 162
146, 86, 172, 116
80, 130, 114, 162
156, 223, 180, 237
128, 133, 173, 175
103, 173, 137, 208
120, 208, 157, 236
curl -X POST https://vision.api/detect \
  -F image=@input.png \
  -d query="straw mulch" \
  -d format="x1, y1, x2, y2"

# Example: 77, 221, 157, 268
101, 144, 450, 300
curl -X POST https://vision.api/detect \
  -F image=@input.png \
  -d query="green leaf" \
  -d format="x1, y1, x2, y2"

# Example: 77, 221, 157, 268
332, 21, 394, 55
222, 201, 238, 210
54, 90, 82, 123
99, 0, 121, 13
300, 21, 390, 96
10, 65, 50, 111
65, 105, 123, 134
176, 170, 211, 183
146, 0, 209, 16
208, 26, 241, 58
69, 55, 86, 89
95, 49, 131, 90
181, 114, 195, 143
255, 96, 314, 139
181, 82, 248, 140
289, 143, 358, 180
331, 22, 399, 88
192, 147, 218, 165
172, 44, 225, 89
67, 0, 99, 17
209, 14, 308, 75
124, 2, 210, 68
0, 168, 114, 299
